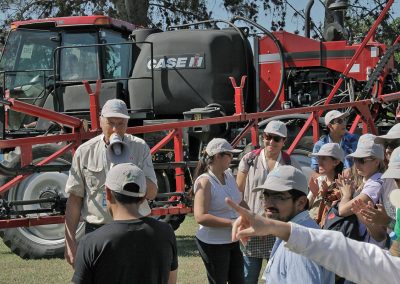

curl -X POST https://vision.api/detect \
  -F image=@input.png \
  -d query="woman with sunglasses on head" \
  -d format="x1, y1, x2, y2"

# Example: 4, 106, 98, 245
338, 134, 387, 246
193, 138, 244, 284
236, 121, 301, 284
308, 143, 344, 226
352, 146, 400, 244
311, 110, 358, 176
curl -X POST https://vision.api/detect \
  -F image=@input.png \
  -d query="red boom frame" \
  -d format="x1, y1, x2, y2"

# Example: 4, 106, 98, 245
0, 0, 398, 228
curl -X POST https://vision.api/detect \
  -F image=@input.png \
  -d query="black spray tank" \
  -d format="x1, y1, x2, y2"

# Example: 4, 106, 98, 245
129, 27, 254, 118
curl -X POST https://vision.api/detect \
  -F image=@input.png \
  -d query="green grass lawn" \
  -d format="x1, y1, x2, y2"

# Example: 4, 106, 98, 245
0, 215, 205, 284
0, 216, 267, 283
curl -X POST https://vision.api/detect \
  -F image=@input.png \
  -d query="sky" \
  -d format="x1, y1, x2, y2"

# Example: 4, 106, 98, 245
207, 0, 400, 35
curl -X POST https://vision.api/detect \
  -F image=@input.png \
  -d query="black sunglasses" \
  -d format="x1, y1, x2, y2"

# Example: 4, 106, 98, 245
354, 157, 376, 164
384, 140, 400, 149
263, 134, 284, 143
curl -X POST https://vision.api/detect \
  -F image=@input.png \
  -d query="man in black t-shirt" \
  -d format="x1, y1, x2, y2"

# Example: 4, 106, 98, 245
72, 163, 178, 284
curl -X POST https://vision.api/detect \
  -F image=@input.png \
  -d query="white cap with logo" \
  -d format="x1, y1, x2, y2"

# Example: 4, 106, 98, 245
382, 146, 400, 179
310, 143, 344, 162
252, 165, 308, 195
105, 163, 151, 216
101, 99, 130, 119
324, 110, 349, 126
375, 124, 400, 144
347, 136, 384, 160
205, 138, 241, 156
264, 120, 287, 138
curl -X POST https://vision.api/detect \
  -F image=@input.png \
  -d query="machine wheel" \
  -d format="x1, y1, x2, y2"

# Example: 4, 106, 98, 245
0, 144, 84, 259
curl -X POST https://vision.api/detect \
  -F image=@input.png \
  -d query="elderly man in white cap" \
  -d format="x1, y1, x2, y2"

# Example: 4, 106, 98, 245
311, 110, 358, 174
72, 163, 177, 284
236, 120, 301, 284
252, 165, 334, 284
64, 99, 158, 267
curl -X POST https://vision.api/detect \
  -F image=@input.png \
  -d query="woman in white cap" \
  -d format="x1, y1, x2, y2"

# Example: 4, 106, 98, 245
308, 143, 344, 226
193, 138, 244, 284
352, 146, 400, 237
338, 134, 387, 246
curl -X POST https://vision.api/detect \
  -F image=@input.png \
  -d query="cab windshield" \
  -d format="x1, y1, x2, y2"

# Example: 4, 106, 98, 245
0, 29, 58, 130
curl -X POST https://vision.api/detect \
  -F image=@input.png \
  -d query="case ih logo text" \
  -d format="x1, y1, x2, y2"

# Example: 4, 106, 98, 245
147, 54, 205, 70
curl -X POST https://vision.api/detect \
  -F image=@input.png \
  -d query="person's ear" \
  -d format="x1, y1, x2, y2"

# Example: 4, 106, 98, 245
295, 195, 308, 211
105, 187, 113, 202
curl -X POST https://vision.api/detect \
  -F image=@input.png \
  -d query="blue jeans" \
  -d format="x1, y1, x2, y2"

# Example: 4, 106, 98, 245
243, 255, 263, 284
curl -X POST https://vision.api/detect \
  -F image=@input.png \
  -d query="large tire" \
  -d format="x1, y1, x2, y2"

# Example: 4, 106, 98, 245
0, 144, 84, 259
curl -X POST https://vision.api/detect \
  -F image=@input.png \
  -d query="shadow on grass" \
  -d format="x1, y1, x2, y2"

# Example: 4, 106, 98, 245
176, 235, 199, 257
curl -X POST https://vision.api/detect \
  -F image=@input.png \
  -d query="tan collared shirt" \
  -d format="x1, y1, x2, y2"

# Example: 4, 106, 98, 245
66, 134, 157, 224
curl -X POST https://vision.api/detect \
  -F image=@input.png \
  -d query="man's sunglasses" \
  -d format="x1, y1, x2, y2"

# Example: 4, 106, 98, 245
354, 157, 376, 165
331, 118, 346, 125
263, 134, 284, 143
384, 140, 400, 149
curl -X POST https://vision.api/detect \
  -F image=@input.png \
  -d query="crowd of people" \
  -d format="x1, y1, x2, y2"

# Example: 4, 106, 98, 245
64, 99, 399, 284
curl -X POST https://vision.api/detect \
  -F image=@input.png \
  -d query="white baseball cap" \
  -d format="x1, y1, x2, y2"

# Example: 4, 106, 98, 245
264, 120, 287, 138
310, 143, 344, 162
252, 165, 308, 195
375, 124, 400, 144
101, 99, 130, 119
347, 137, 384, 160
205, 138, 241, 156
324, 110, 349, 126
105, 163, 151, 216
382, 146, 400, 179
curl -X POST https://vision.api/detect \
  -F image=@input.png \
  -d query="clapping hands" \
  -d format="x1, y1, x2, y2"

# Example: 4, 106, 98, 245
336, 174, 355, 199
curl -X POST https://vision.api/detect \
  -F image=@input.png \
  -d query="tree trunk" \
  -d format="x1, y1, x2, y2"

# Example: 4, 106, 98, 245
124, 0, 150, 26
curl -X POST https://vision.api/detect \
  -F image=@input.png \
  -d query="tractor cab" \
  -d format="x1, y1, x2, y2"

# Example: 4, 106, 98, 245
0, 15, 137, 132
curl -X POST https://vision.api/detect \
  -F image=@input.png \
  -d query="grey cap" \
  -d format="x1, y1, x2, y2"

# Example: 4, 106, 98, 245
375, 124, 400, 144
105, 163, 151, 216
358, 133, 376, 143
264, 120, 287, 138
324, 110, 349, 126
382, 146, 400, 179
205, 138, 241, 156
310, 143, 344, 162
101, 99, 129, 119
347, 137, 384, 160
252, 165, 308, 195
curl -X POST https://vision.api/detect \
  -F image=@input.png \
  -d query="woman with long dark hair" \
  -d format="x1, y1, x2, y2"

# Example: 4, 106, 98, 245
193, 138, 244, 284
308, 143, 344, 226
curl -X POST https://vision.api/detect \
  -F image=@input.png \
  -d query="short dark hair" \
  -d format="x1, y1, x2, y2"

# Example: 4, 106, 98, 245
288, 189, 309, 210
110, 183, 145, 204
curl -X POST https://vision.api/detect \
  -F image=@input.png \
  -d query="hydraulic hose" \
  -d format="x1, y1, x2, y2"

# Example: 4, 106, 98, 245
231, 16, 286, 112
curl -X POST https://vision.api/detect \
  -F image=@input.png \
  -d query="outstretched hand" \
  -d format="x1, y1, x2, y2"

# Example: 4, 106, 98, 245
225, 198, 269, 244
225, 198, 292, 243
